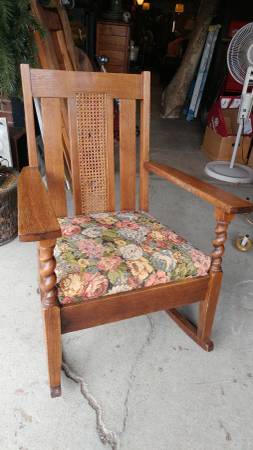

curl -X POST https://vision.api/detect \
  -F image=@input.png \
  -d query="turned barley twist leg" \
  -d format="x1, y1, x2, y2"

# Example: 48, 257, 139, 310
39, 239, 62, 397
198, 208, 234, 350
210, 209, 233, 273
39, 240, 58, 308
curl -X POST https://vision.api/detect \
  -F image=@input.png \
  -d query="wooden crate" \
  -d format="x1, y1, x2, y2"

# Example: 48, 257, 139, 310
96, 21, 130, 73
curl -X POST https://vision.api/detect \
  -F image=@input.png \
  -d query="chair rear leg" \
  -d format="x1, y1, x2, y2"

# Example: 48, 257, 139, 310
43, 306, 62, 398
197, 271, 222, 348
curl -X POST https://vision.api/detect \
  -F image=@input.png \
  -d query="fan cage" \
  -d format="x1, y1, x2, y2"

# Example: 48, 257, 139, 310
227, 22, 253, 85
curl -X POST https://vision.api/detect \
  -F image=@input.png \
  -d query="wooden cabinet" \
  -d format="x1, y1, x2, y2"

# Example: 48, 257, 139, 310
96, 21, 130, 73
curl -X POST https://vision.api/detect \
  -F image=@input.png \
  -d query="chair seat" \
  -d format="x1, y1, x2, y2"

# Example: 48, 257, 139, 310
55, 211, 211, 305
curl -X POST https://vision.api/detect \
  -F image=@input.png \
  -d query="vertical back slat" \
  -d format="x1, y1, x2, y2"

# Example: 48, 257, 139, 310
119, 99, 136, 210
67, 97, 81, 214
41, 98, 67, 217
139, 71, 151, 211
20, 64, 38, 166
68, 93, 115, 215
105, 95, 115, 211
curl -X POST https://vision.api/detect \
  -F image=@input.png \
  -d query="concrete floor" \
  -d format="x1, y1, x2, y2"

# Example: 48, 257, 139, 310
1, 78, 253, 450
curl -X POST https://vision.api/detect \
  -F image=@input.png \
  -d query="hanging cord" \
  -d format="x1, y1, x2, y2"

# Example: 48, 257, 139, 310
245, 125, 253, 165
242, 195, 253, 226
241, 118, 246, 163
241, 117, 253, 164
0, 157, 10, 187
0, 155, 9, 166
246, 213, 253, 226
241, 118, 247, 164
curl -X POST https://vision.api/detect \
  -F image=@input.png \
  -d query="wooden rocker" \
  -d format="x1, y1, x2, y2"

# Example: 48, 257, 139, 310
18, 64, 253, 397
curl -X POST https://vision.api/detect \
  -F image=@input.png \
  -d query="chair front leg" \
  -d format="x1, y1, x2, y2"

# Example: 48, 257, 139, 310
197, 208, 234, 348
39, 239, 62, 398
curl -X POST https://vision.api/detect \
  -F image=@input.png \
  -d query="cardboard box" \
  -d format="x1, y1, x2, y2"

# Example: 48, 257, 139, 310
202, 96, 253, 165
202, 126, 251, 164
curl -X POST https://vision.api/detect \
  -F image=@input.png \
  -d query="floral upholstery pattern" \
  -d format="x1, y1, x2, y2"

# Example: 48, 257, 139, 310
55, 211, 211, 305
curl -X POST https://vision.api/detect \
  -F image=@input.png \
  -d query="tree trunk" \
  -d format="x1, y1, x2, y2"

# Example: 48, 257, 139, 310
162, 0, 219, 119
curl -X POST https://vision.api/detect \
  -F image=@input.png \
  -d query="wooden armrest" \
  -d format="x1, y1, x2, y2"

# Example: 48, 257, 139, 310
145, 161, 253, 214
18, 166, 61, 242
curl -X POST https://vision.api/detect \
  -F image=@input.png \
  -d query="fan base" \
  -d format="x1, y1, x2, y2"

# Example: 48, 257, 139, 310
205, 161, 253, 183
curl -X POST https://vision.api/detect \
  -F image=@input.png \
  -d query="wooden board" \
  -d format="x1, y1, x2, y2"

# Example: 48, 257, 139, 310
145, 160, 253, 214
120, 99, 136, 210
29, 68, 143, 99
41, 98, 67, 217
61, 276, 209, 334
18, 167, 61, 242
139, 71, 151, 211
30, 0, 88, 184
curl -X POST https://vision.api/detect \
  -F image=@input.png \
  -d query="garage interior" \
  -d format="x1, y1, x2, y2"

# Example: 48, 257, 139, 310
0, 1, 253, 449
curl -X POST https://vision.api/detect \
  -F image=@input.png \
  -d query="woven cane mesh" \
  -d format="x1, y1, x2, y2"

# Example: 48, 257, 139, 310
75, 92, 109, 214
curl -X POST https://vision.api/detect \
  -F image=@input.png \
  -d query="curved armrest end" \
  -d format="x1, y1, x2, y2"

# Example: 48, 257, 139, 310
18, 166, 62, 242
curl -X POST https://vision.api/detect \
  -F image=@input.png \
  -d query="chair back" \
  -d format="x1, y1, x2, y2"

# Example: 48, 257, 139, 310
20, 65, 150, 217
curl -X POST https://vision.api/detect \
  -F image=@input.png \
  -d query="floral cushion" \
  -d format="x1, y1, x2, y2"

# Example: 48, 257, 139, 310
55, 211, 211, 305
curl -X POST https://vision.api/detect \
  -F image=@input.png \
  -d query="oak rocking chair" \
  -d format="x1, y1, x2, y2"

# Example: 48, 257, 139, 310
18, 64, 253, 397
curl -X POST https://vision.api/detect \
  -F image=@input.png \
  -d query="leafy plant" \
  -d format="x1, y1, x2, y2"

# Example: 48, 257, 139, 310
0, 0, 44, 98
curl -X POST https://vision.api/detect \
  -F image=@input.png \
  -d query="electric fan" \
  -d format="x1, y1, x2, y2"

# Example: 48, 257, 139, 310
205, 22, 253, 183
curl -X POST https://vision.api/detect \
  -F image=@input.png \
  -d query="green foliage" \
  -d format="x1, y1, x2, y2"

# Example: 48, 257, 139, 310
0, 0, 44, 97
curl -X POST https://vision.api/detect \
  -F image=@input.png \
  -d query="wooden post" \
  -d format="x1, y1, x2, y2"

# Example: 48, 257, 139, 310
20, 64, 38, 166
198, 208, 234, 348
39, 239, 62, 397
139, 71, 151, 211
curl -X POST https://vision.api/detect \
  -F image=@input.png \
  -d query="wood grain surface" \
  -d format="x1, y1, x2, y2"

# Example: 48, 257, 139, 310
145, 160, 253, 213
61, 276, 209, 334
18, 167, 61, 242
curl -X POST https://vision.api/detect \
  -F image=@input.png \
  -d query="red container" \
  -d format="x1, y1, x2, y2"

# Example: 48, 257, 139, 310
207, 96, 253, 137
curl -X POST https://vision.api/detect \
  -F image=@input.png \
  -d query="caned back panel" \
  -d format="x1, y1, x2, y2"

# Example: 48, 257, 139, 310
20, 65, 150, 216
68, 93, 115, 214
